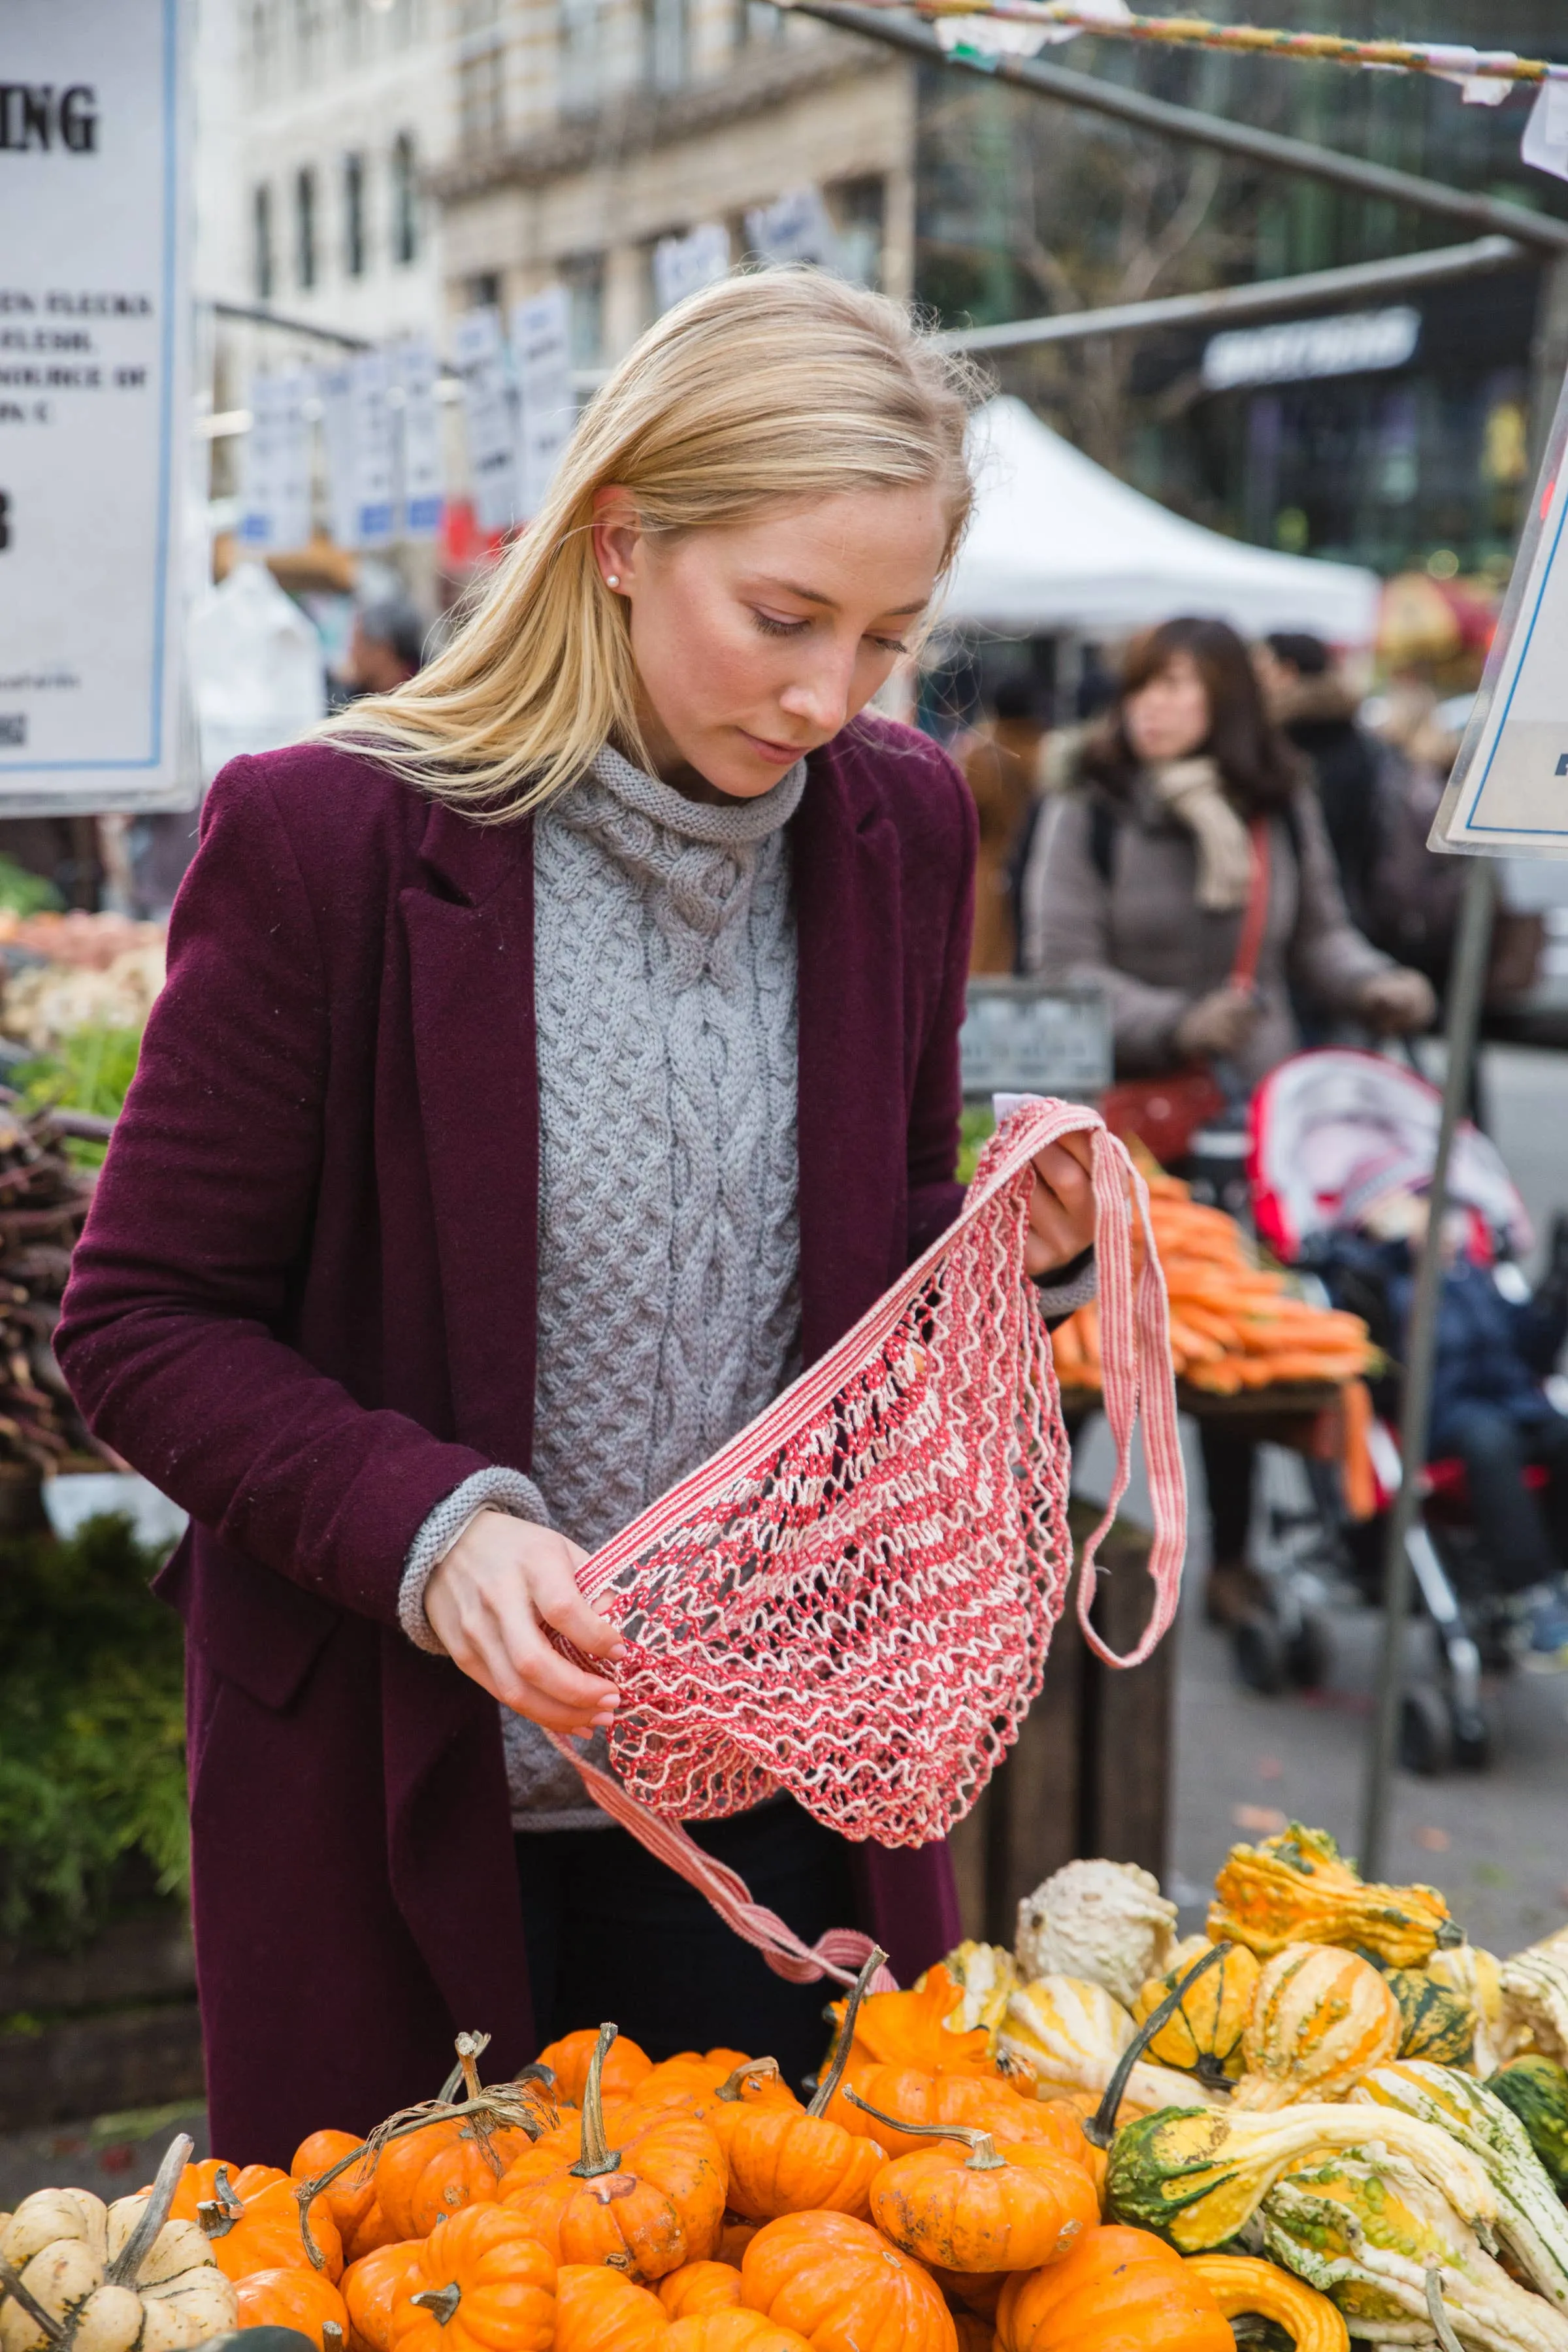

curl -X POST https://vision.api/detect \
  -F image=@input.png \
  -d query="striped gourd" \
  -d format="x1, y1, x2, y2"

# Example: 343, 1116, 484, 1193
1230, 1944, 1401, 2111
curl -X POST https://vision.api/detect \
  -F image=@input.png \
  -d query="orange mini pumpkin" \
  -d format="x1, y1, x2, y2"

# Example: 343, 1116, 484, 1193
502, 2023, 727, 2280
666, 2313, 813, 2352
295, 2131, 382, 2257
376, 2112, 539, 2242
389, 2204, 556, 2352
826, 1965, 996, 2079
555, 2262, 670, 2352
858, 2103, 1098, 2274
928, 2268, 1004, 2319
540, 2028, 655, 2106
636, 2052, 754, 2113
740, 2212, 956, 2352
717, 2219, 760, 2267
186, 2163, 346, 2283
951, 2315, 993, 2352
659, 2262, 744, 2319
343, 2242, 425, 2352
235, 2264, 351, 2350
725, 1958, 889, 2223
995, 2226, 1232, 2352
825, 2070, 1089, 2168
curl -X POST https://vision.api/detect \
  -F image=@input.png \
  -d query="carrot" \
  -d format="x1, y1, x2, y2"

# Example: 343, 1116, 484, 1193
1341, 1377, 1377, 1522
1051, 1313, 1085, 1374
1184, 1359, 1245, 1395
1167, 1316, 1226, 1365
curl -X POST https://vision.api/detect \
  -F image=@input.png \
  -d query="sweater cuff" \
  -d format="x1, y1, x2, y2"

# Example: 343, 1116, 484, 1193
397, 1466, 549, 1655
1033, 1243, 1098, 1326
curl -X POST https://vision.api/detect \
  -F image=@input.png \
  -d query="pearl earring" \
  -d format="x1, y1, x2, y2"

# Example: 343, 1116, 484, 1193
606, 573, 621, 588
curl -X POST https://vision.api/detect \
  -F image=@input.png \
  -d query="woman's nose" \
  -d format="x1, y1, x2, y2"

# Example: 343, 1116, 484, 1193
779, 650, 855, 735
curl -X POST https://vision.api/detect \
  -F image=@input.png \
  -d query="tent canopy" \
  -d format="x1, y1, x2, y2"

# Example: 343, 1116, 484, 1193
945, 396, 1380, 646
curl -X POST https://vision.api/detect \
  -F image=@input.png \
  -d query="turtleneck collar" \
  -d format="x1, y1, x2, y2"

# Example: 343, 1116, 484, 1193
576, 740, 807, 849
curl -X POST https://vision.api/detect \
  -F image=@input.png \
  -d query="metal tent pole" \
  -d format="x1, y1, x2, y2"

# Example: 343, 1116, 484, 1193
1358, 861, 1495, 1880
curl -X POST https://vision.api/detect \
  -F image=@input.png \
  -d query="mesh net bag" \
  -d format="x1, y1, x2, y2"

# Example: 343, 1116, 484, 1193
547, 1097, 1185, 1985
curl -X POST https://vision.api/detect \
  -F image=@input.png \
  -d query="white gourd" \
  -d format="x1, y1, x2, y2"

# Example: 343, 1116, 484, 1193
0, 2138, 236, 2352
1000, 1972, 1225, 2113
1015, 1859, 1178, 2008
1501, 1929, 1568, 2066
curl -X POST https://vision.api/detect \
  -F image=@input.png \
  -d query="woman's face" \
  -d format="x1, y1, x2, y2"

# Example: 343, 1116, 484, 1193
1122, 649, 1213, 766
593, 483, 950, 801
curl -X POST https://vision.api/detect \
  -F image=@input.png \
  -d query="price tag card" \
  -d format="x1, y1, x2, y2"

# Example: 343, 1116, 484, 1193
0, 0, 193, 810
1435, 365, 1568, 857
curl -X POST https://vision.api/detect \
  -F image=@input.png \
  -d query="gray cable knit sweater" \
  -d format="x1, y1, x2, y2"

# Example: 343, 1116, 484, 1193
399, 743, 807, 1829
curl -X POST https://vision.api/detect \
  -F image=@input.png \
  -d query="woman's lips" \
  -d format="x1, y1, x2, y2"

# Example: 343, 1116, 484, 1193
740, 728, 808, 763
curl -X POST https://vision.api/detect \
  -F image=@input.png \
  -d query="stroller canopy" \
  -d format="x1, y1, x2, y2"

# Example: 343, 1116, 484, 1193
1249, 1049, 1533, 1263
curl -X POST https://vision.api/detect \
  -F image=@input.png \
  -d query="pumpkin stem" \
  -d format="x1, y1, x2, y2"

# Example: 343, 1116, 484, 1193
110, 2131, 195, 2287
568, 2023, 624, 2181
323, 2325, 345, 2352
1426, 2268, 1465, 2352
455, 2031, 491, 2103
1085, 1942, 1233, 2151
0, 2259, 67, 2346
196, 2162, 247, 2240
715, 2059, 781, 2106
842, 2089, 1006, 2170
411, 2285, 464, 2329
809, 1945, 887, 2121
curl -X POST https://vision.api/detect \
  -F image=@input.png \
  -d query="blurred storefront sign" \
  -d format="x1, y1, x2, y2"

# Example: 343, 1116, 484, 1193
960, 981, 1111, 1103
653, 224, 732, 314
1202, 306, 1421, 392
0, 0, 193, 813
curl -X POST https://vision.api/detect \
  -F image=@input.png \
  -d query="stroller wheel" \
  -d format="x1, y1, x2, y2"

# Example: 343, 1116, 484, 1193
1399, 1683, 1453, 1776
1233, 1610, 1287, 1696
1286, 1612, 1334, 1691
1452, 1703, 1494, 1771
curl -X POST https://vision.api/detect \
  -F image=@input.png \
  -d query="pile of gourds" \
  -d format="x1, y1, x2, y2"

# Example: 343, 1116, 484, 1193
8, 1823, 1568, 2352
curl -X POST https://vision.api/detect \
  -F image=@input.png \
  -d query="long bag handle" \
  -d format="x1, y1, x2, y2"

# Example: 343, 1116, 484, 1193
545, 1098, 1186, 1985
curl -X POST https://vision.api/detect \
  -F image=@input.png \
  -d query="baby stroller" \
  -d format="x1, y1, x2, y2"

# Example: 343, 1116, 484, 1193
1242, 1048, 1548, 1774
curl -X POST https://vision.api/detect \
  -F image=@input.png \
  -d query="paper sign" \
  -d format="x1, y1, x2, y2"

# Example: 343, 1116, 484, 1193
346, 350, 395, 548
238, 370, 313, 553
1523, 78, 1568, 179
393, 336, 444, 540
744, 186, 842, 271
653, 223, 731, 312
453, 305, 517, 536
1435, 363, 1568, 857
0, 0, 193, 810
512, 286, 573, 521
317, 361, 358, 549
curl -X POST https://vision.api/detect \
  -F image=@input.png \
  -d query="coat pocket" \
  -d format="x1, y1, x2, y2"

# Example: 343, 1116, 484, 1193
157, 1526, 341, 1712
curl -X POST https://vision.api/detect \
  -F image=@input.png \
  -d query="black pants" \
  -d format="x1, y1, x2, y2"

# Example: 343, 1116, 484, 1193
1443, 1405, 1568, 1595
515, 1798, 855, 2093
1201, 1424, 1256, 1567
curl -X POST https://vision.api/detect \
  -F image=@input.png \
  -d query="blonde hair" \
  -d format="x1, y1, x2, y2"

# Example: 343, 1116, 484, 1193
327, 269, 979, 818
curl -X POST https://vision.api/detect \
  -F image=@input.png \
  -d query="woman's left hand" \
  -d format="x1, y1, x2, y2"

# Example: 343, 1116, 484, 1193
1358, 966, 1437, 1036
1027, 1132, 1099, 1277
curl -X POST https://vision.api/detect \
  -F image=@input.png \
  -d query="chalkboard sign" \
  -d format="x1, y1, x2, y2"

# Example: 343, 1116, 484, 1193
960, 979, 1111, 1103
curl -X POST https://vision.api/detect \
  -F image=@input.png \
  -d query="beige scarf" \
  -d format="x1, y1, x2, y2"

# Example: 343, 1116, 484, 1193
1149, 756, 1252, 913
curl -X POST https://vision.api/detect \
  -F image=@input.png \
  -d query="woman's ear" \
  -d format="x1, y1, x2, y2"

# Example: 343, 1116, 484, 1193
591, 486, 642, 595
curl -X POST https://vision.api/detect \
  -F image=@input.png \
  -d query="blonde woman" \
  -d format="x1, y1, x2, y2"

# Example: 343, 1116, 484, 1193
57, 272, 1098, 2162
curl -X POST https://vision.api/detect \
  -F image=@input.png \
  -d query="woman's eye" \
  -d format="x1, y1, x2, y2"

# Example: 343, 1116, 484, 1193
869, 635, 909, 657
752, 610, 809, 638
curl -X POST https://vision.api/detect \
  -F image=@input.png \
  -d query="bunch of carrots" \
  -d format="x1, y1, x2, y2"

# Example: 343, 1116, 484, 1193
1050, 1166, 1376, 1398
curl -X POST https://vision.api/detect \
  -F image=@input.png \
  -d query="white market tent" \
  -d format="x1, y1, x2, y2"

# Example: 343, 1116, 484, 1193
945, 396, 1380, 646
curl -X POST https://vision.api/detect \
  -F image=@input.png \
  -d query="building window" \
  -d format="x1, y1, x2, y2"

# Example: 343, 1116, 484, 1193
563, 253, 606, 365
459, 46, 506, 149
253, 182, 274, 299
829, 176, 885, 288
344, 152, 367, 276
559, 0, 601, 116
391, 130, 419, 265
249, 1, 278, 99
734, 0, 783, 44
467, 271, 502, 311
294, 0, 325, 78
642, 0, 689, 91
295, 164, 318, 289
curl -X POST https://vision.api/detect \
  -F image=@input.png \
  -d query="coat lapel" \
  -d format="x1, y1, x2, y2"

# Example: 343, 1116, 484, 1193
794, 742, 909, 1365
400, 802, 540, 1469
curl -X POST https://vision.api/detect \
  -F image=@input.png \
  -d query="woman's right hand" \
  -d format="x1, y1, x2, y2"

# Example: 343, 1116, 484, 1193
1174, 985, 1261, 1062
423, 1511, 626, 1733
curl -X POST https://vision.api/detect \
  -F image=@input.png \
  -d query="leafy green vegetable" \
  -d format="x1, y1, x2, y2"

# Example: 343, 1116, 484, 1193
13, 1024, 143, 1166
0, 855, 63, 917
0, 1512, 187, 1951
957, 1105, 996, 1187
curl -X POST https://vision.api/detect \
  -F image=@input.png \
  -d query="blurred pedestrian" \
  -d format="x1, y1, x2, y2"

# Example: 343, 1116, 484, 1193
331, 595, 429, 705
1254, 632, 1380, 933
956, 674, 1047, 972
1021, 614, 1435, 1625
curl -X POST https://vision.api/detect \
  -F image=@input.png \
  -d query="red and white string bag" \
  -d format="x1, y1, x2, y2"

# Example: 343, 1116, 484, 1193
546, 1097, 1185, 1988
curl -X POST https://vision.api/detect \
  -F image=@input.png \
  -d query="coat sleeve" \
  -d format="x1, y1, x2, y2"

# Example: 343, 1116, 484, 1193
1284, 785, 1391, 1013
54, 759, 498, 1629
905, 750, 975, 1260
1022, 792, 1190, 1073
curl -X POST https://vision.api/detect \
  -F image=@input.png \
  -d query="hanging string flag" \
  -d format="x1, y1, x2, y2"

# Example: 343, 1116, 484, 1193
238, 370, 312, 554
392, 336, 445, 540
512, 285, 574, 522
453, 305, 519, 538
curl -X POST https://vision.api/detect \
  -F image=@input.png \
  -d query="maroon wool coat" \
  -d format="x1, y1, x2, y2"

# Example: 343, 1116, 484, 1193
55, 719, 975, 2166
